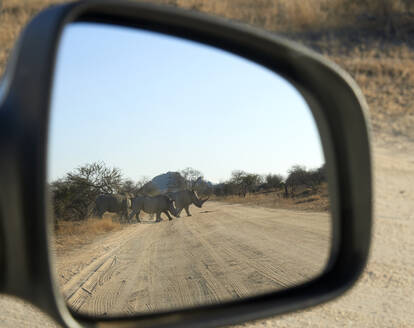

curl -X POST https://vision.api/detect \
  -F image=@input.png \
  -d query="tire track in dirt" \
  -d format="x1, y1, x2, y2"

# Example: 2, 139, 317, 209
60, 204, 331, 316
137, 219, 231, 311
213, 205, 329, 270
66, 255, 118, 311
182, 218, 257, 298
85, 223, 158, 315
186, 206, 329, 288
186, 214, 294, 289
176, 221, 241, 303
60, 226, 141, 300
64, 224, 153, 314
152, 222, 202, 308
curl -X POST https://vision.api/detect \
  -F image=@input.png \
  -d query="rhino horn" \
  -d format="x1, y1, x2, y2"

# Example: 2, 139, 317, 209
193, 192, 208, 207
200, 196, 209, 205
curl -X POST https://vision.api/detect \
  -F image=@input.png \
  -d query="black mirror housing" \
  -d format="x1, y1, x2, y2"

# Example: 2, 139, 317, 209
0, 1, 372, 327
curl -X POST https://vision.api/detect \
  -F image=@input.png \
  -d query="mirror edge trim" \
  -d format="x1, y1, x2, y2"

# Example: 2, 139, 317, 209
0, 1, 372, 327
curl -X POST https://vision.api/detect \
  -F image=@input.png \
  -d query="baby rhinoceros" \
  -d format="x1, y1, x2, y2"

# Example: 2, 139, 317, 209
128, 195, 178, 223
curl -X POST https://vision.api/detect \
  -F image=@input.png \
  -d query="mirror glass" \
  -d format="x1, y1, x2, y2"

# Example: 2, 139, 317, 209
49, 23, 332, 316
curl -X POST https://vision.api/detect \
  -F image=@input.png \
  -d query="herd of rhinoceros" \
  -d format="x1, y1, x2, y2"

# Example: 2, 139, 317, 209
93, 190, 209, 223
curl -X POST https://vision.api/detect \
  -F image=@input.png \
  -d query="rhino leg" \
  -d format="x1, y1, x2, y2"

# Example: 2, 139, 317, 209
128, 210, 134, 222
164, 211, 173, 221
95, 208, 104, 218
123, 209, 130, 224
155, 212, 162, 222
129, 209, 141, 223
185, 206, 191, 216
176, 207, 182, 218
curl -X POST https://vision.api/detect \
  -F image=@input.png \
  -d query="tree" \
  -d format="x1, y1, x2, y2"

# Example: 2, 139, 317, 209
140, 181, 159, 196
66, 162, 122, 194
313, 163, 326, 184
285, 164, 326, 197
119, 179, 137, 195
136, 176, 150, 190
230, 170, 263, 196
166, 172, 186, 192
180, 167, 203, 190
241, 173, 263, 193
286, 165, 308, 196
51, 162, 123, 221
194, 178, 213, 196
230, 170, 247, 196
265, 173, 283, 190
214, 182, 238, 196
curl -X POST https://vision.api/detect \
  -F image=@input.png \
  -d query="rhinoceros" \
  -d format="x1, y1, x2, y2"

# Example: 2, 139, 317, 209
167, 190, 209, 217
128, 195, 178, 223
94, 194, 131, 222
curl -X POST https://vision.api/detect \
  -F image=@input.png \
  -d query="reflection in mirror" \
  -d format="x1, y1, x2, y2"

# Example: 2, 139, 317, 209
49, 22, 331, 316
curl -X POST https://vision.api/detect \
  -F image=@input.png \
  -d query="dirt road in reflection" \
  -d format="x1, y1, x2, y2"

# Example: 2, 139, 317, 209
55, 204, 330, 316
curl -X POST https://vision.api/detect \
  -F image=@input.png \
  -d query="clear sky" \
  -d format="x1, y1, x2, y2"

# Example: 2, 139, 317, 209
48, 23, 324, 183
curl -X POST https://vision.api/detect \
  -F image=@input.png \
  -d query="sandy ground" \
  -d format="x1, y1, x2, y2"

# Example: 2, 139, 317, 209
0, 140, 413, 327
55, 203, 330, 316
231, 139, 414, 328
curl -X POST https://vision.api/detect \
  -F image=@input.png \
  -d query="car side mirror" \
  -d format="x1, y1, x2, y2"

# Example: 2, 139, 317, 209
0, 1, 372, 327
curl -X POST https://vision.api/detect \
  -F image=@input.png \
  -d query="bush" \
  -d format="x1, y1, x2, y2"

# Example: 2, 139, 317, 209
50, 162, 123, 221
285, 164, 326, 196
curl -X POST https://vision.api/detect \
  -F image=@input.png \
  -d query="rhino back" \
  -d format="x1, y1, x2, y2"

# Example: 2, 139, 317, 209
173, 190, 192, 207
96, 194, 126, 212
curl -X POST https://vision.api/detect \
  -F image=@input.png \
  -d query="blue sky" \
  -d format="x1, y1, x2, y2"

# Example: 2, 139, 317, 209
48, 23, 324, 183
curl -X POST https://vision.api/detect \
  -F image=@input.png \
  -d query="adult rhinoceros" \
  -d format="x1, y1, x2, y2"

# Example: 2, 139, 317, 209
167, 190, 209, 217
94, 194, 130, 222
128, 195, 178, 223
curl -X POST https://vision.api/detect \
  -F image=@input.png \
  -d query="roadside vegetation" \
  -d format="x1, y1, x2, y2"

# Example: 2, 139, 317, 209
50, 162, 207, 222
1, 1, 412, 326
4, 0, 412, 141
156, 0, 413, 141
53, 216, 122, 256
3, 0, 411, 252
49, 162, 212, 251
51, 160, 327, 235
212, 165, 328, 212
211, 183, 329, 212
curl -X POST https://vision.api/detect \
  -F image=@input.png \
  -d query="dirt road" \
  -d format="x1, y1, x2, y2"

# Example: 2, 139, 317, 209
56, 204, 330, 316
234, 139, 414, 328
0, 141, 412, 327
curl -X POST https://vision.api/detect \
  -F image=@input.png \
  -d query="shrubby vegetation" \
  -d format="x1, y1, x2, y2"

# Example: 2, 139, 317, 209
50, 161, 326, 222
213, 164, 325, 198
51, 162, 123, 221
50, 163, 212, 222
285, 164, 326, 196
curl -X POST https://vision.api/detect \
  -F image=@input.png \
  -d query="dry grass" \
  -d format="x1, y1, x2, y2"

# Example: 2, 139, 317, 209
340, 49, 414, 139
0, 0, 68, 72
300, 38, 414, 140
1, 0, 413, 140
150, 0, 413, 33
212, 183, 330, 212
53, 215, 122, 255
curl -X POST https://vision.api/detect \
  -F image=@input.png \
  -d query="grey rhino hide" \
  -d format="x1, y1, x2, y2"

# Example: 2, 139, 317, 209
168, 190, 209, 217
94, 194, 130, 222
128, 195, 178, 223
